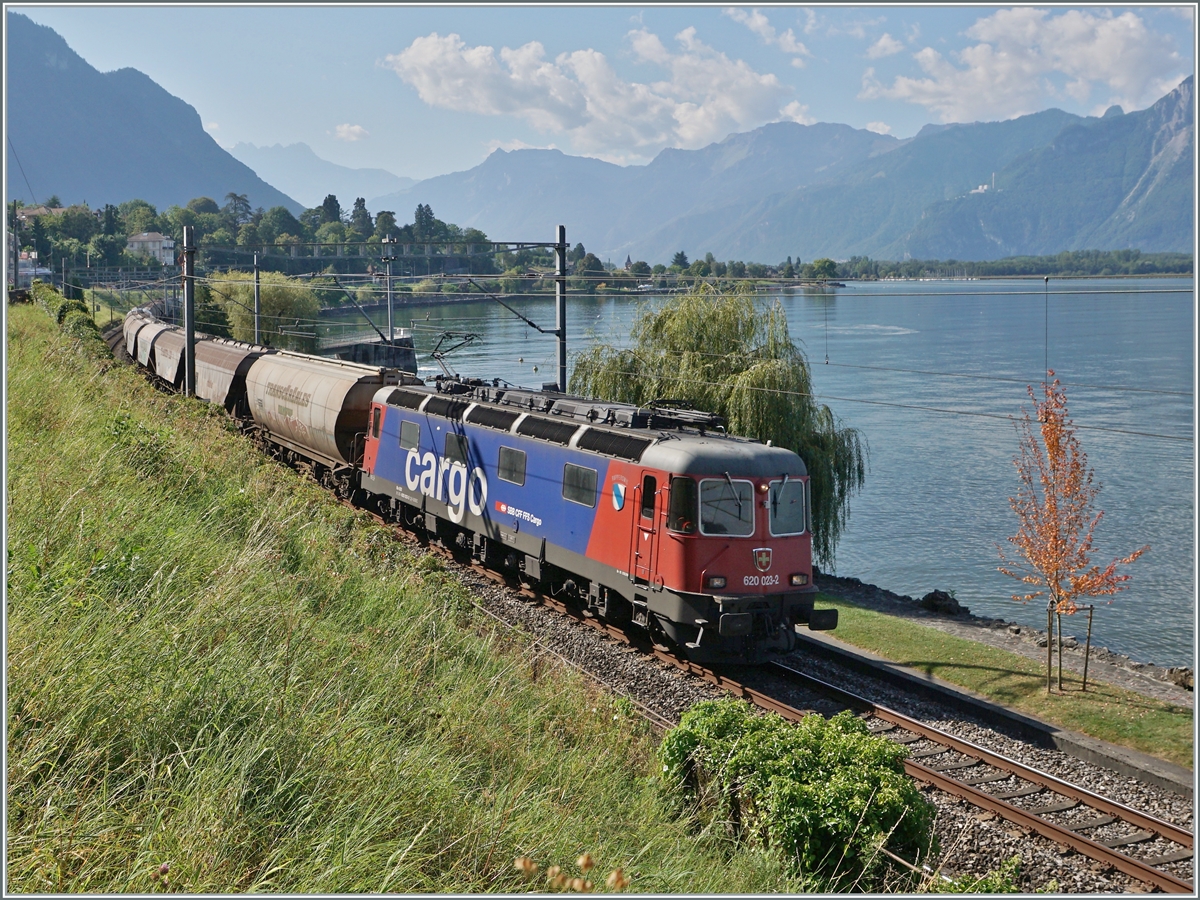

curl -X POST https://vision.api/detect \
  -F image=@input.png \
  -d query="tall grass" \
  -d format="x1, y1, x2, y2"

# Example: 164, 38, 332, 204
6, 304, 824, 893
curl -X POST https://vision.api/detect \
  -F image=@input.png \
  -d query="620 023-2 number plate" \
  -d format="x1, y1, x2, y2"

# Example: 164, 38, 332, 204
743, 575, 779, 587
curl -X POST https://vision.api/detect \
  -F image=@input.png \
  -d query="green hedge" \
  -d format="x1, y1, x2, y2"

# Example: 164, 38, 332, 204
29, 281, 110, 359
658, 699, 937, 887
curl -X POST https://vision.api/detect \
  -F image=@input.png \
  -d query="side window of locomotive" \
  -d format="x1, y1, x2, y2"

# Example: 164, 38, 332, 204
640, 475, 657, 519
370, 407, 382, 439
498, 446, 526, 485
699, 478, 754, 536
667, 477, 698, 534
562, 463, 597, 507
445, 432, 468, 465
399, 420, 420, 451
768, 478, 806, 535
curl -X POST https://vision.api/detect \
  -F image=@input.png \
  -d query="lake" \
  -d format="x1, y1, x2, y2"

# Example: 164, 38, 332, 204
334, 278, 1195, 666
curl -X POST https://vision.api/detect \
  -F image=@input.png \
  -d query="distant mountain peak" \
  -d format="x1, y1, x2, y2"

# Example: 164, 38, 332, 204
6, 11, 301, 212
227, 141, 413, 209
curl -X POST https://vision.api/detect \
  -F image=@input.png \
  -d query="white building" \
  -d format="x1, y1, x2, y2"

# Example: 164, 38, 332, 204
126, 232, 175, 265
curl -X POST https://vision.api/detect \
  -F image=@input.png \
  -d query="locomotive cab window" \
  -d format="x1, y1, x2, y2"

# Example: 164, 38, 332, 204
399, 420, 420, 451
445, 432, 468, 465
563, 463, 597, 507
667, 477, 698, 534
498, 446, 526, 485
640, 475, 657, 519
699, 477, 754, 536
370, 407, 382, 439
768, 477, 806, 535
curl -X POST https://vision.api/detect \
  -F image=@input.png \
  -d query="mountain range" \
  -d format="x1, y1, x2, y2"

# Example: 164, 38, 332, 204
6, 11, 1192, 262
371, 78, 1192, 262
227, 142, 415, 210
5, 12, 301, 214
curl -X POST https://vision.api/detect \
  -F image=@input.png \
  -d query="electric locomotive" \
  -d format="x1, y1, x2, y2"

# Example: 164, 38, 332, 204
122, 307, 837, 663
360, 376, 837, 663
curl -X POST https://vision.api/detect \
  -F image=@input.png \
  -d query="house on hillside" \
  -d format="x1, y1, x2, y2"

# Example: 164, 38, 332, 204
126, 232, 175, 265
16, 205, 65, 223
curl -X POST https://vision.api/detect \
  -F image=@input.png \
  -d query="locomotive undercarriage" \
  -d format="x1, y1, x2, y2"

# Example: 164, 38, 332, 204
371, 486, 824, 664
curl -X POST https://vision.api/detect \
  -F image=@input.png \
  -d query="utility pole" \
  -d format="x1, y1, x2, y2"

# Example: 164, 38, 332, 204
381, 235, 397, 343
182, 225, 196, 396
253, 251, 261, 345
555, 224, 567, 393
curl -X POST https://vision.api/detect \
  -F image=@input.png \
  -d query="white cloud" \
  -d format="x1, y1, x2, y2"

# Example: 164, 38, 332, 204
723, 7, 811, 65
334, 123, 369, 142
865, 121, 892, 134
828, 16, 885, 40
859, 8, 1186, 122
486, 138, 559, 154
801, 8, 819, 35
866, 33, 904, 59
386, 28, 802, 161
204, 122, 219, 131
782, 101, 815, 125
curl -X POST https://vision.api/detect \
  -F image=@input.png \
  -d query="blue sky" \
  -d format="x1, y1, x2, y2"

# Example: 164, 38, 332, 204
14, 5, 1195, 180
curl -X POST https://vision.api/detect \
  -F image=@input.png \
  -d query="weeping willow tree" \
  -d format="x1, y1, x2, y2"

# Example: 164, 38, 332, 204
570, 285, 866, 568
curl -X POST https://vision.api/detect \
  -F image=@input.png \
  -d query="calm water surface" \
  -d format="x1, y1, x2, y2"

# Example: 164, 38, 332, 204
347, 278, 1195, 666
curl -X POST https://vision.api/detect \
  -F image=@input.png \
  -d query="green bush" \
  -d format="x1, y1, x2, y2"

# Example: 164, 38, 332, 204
56, 298, 90, 324
27, 282, 111, 359
31, 280, 65, 318
61, 308, 99, 338
658, 699, 937, 887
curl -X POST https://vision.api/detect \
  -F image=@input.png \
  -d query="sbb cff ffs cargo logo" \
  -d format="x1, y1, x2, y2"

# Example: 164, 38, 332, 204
754, 548, 772, 572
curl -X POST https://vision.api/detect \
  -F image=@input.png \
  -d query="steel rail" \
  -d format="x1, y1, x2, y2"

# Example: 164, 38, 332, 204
908, 762, 1194, 893
767, 660, 1194, 893
768, 661, 1193, 849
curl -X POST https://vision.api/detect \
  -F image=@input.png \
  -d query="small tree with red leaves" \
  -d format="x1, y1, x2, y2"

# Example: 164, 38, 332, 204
999, 372, 1147, 692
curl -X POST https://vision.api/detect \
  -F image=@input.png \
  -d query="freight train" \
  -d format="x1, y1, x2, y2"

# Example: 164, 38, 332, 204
122, 307, 836, 663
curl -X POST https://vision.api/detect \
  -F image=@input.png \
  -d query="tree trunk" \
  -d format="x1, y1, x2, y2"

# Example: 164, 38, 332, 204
1046, 602, 1054, 693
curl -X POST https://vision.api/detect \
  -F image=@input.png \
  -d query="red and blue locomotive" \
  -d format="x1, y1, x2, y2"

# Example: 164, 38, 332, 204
123, 308, 836, 663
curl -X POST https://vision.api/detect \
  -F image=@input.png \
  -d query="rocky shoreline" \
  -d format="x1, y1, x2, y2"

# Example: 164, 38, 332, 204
814, 572, 1194, 706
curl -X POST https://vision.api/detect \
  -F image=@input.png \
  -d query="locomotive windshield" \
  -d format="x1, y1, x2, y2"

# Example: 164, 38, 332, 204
769, 478, 806, 535
699, 478, 754, 536
667, 476, 698, 533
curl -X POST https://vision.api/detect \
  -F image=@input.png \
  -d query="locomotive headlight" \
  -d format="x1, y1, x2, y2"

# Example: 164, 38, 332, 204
790, 573, 808, 586
706, 575, 727, 590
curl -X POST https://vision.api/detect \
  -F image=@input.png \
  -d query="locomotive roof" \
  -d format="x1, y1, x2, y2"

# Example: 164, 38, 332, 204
374, 378, 808, 478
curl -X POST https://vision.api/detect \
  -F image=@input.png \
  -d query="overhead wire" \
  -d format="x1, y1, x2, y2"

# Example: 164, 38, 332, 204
540, 364, 1192, 444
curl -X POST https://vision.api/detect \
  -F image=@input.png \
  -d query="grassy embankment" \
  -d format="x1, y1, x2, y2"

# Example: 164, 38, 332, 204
6, 303, 824, 893
816, 598, 1193, 770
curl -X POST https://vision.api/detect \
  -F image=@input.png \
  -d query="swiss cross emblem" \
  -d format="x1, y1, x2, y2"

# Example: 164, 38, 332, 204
754, 548, 772, 572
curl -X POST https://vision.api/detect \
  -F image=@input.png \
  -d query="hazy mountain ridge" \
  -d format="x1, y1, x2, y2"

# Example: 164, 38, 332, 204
371, 85, 1191, 263
894, 76, 1195, 258
5, 12, 301, 214
228, 142, 415, 210
368, 123, 904, 251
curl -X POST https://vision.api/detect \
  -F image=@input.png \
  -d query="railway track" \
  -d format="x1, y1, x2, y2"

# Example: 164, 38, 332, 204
407, 523, 1195, 893
762, 661, 1194, 893
335, 491, 1195, 892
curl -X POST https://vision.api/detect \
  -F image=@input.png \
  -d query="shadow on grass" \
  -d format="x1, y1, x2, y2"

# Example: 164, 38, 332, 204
896, 659, 1188, 717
